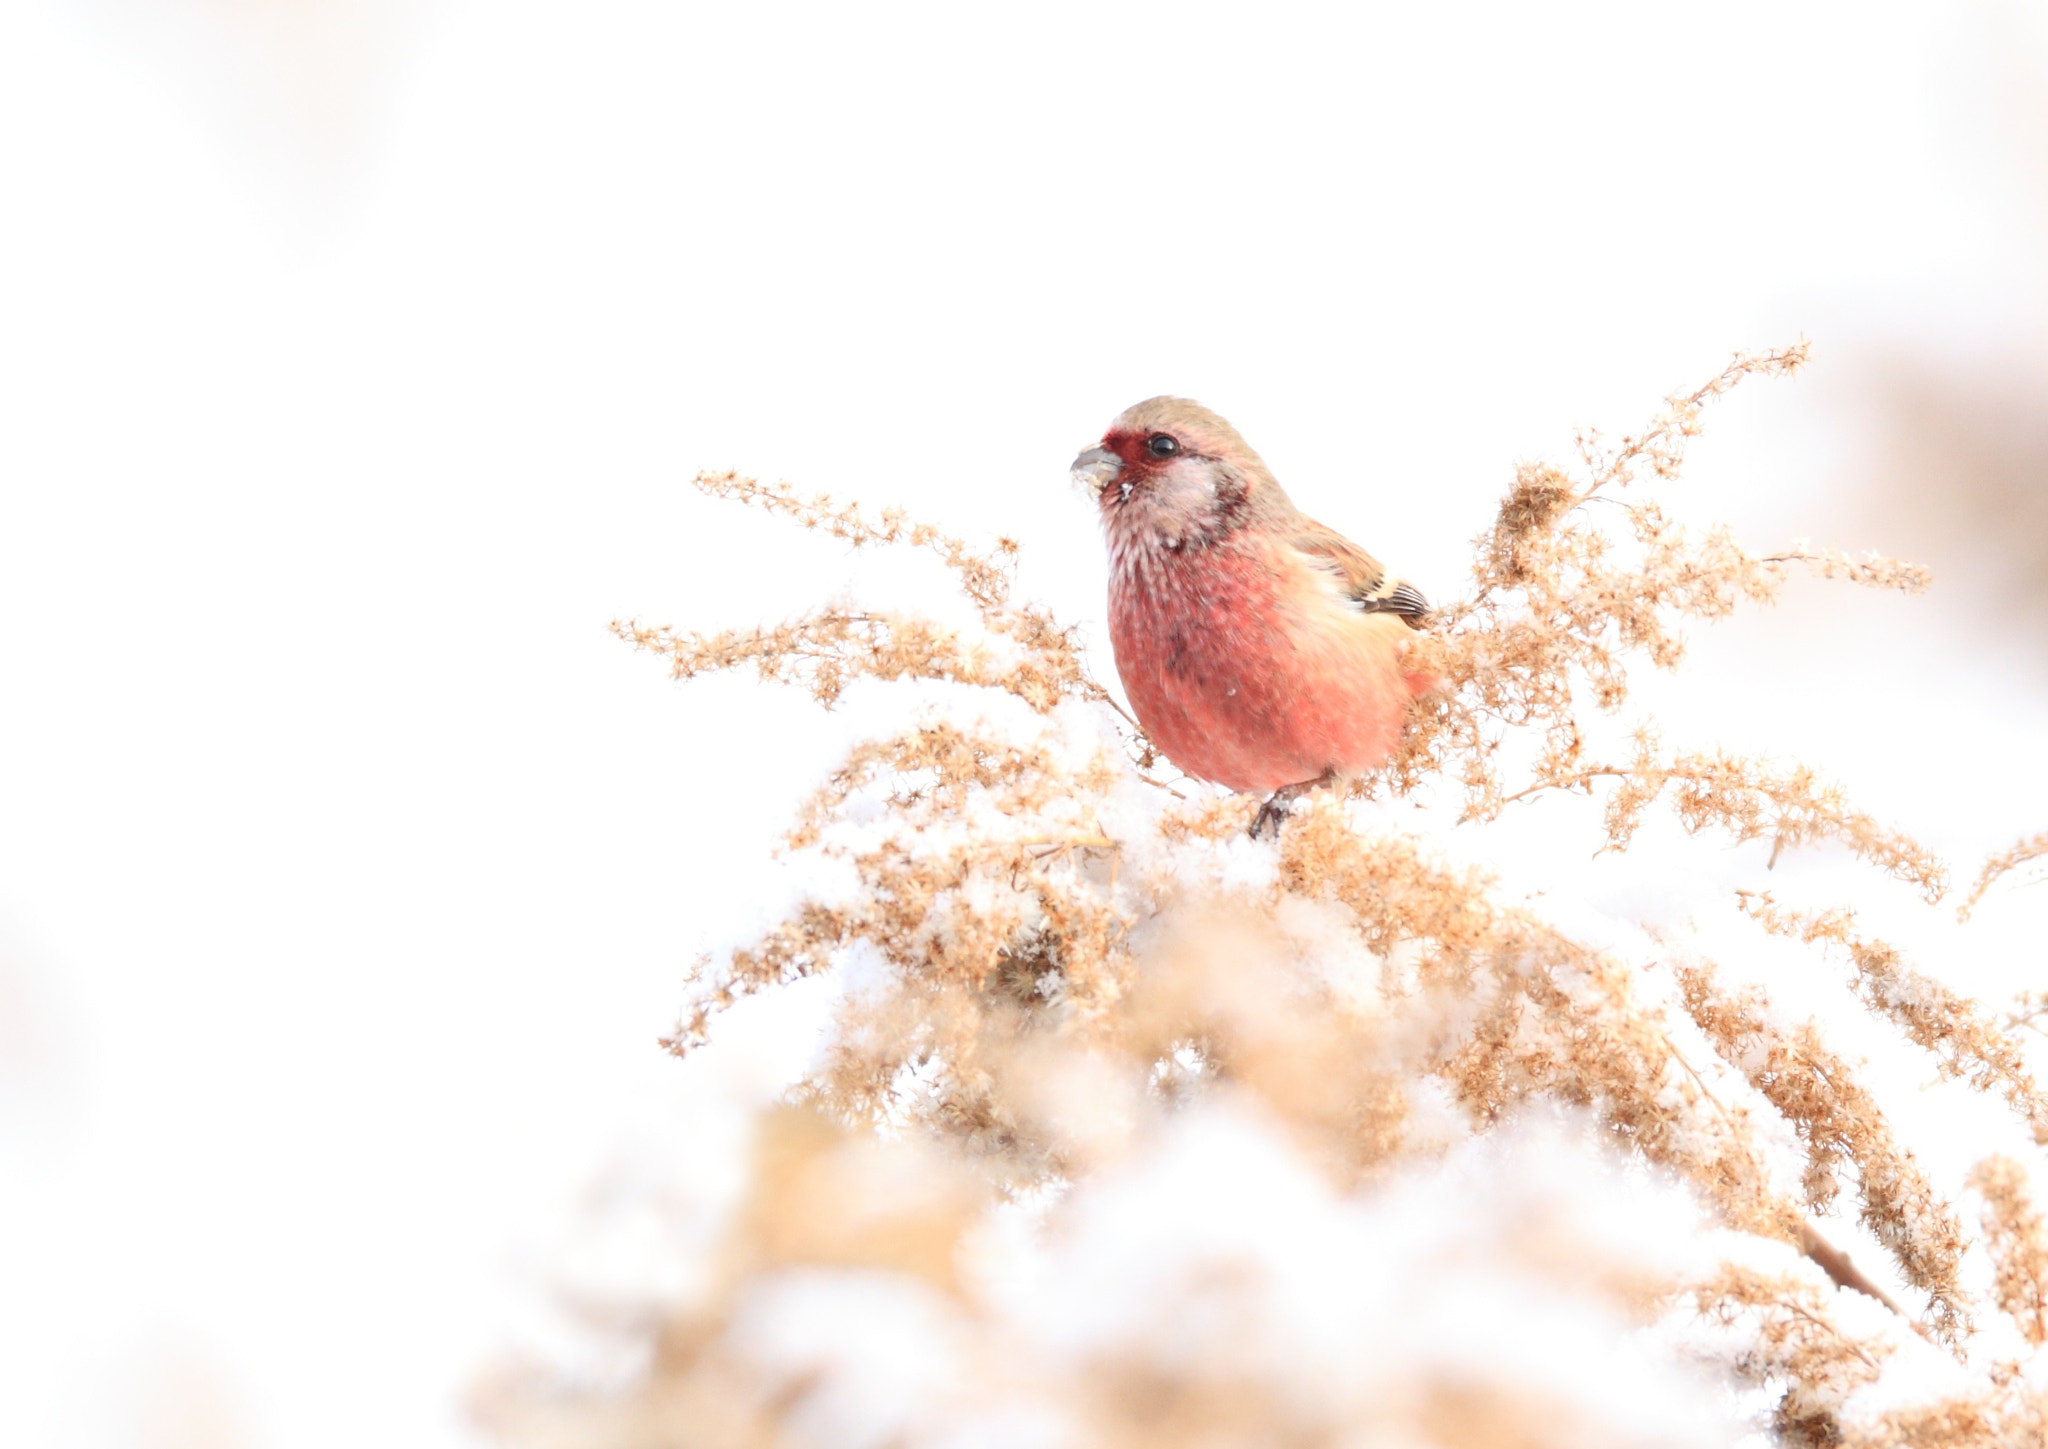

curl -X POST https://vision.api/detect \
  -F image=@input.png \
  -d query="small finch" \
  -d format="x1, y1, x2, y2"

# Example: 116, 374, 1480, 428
1072, 397, 1435, 836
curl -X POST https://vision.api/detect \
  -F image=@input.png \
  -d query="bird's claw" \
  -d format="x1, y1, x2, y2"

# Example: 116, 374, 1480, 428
1249, 797, 1291, 841
1247, 770, 1337, 841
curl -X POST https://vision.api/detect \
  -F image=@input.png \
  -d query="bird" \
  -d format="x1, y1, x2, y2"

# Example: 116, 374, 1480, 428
1071, 397, 1436, 837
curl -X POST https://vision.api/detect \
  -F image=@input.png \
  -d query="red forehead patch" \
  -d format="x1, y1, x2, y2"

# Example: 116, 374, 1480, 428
1102, 428, 1170, 470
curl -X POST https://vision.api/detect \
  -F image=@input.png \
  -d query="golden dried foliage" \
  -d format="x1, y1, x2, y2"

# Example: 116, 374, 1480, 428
1737, 895, 2048, 1146
1391, 344, 1941, 903
1968, 1156, 2048, 1350
489, 352, 2048, 1449
611, 473, 1094, 712
1959, 832, 2048, 923
1675, 959, 1968, 1341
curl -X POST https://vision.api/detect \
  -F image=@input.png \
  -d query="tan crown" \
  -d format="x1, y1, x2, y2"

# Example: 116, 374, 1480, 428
1111, 396, 1261, 465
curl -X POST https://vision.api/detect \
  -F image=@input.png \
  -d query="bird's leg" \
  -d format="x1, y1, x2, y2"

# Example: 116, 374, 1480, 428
1248, 769, 1339, 841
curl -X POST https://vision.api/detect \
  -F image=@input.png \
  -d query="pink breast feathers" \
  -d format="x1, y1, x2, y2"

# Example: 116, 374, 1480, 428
1107, 538, 1415, 794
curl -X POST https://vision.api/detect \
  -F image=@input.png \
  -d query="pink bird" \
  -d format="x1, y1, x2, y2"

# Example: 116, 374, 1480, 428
1072, 397, 1436, 836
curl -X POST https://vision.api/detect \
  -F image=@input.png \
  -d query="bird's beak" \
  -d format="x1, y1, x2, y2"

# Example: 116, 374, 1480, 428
1071, 446, 1121, 495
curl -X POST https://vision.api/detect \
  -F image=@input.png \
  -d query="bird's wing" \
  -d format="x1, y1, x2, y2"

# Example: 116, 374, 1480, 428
1286, 525, 1432, 629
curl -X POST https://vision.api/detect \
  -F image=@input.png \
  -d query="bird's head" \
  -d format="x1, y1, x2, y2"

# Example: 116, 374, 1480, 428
1071, 397, 1284, 548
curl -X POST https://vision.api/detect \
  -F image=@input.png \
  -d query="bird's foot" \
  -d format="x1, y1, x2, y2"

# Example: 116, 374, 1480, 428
1248, 796, 1293, 840
1248, 770, 1338, 841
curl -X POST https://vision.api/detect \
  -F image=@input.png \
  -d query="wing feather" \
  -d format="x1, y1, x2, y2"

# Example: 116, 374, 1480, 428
1286, 526, 1432, 629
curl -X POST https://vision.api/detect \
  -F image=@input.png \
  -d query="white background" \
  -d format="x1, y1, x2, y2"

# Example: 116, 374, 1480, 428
4, 3, 2048, 1445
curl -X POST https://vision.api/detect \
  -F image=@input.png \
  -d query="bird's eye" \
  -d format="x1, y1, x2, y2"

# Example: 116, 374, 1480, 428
1147, 434, 1180, 459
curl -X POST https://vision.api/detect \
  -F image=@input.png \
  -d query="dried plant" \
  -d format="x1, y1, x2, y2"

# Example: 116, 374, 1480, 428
613, 473, 1094, 714
1737, 895, 2048, 1146
484, 351, 2048, 1448
1389, 345, 1940, 895
1959, 832, 2048, 923
1968, 1156, 2048, 1349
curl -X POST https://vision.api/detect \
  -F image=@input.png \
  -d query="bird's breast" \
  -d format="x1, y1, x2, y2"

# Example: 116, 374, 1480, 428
1109, 542, 1268, 672
1104, 535, 1415, 793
